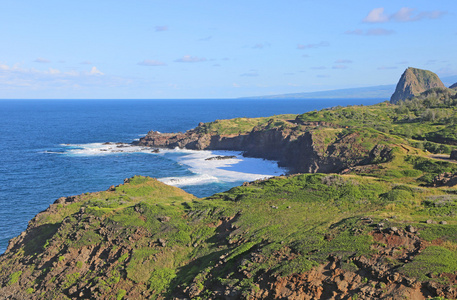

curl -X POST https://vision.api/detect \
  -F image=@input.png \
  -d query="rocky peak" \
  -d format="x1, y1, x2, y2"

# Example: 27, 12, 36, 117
450, 82, 457, 90
390, 67, 445, 104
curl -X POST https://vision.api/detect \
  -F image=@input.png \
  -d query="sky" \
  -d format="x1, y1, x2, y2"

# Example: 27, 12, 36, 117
0, 0, 456, 99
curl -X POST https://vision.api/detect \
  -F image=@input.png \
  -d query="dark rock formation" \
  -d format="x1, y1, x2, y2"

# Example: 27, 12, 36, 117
450, 149, 457, 160
450, 82, 457, 90
365, 144, 393, 164
390, 67, 446, 104
432, 172, 457, 187
205, 155, 237, 161
135, 124, 380, 174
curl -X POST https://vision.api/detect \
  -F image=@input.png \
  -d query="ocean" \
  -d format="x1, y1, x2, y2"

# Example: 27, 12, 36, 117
0, 98, 383, 253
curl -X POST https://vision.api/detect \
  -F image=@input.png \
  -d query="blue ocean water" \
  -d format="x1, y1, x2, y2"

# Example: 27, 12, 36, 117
0, 98, 383, 253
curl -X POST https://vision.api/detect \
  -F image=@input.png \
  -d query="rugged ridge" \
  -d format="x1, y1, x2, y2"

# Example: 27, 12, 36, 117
390, 67, 445, 104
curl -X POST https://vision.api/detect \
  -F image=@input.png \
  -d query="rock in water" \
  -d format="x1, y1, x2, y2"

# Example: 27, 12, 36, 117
390, 67, 445, 104
205, 155, 237, 161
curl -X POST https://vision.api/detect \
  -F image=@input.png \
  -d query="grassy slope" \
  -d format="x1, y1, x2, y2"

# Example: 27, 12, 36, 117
2, 174, 457, 298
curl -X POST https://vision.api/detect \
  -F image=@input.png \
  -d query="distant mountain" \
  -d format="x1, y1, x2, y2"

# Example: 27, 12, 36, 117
244, 85, 395, 99
244, 72, 457, 100
390, 67, 445, 104
442, 75, 457, 88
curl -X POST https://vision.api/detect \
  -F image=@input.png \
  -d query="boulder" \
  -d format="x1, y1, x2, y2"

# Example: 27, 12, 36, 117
450, 150, 457, 160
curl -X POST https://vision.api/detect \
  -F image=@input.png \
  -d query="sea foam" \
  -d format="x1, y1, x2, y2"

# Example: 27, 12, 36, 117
58, 143, 286, 187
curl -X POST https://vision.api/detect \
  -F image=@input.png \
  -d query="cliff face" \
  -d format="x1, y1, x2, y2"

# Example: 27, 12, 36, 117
390, 67, 445, 104
137, 121, 380, 174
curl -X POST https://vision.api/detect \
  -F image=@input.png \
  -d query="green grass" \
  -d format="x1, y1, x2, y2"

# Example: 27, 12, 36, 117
401, 246, 457, 281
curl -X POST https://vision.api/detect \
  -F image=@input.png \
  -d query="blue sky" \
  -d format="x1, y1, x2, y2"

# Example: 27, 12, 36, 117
0, 0, 455, 99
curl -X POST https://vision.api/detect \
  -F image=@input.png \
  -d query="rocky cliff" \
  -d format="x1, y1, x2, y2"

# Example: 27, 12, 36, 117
136, 120, 388, 174
390, 67, 445, 104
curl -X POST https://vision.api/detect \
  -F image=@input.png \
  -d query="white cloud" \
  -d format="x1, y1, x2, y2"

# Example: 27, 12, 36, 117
367, 28, 395, 36
363, 7, 389, 23
364, 7, 447, 23
34, 57, 51, 63
89, 66, 104, 76
392, 7, 416, 22
392, 7, 446, 22
0, 62, 129, 93
240, 71, 259, 77
345, 28, 395, 36
155, 25, 168, 32
48, 68, 61, 75
252, 42, 270, 49
345, 29, 363, 35
138, 59, 167, 66
297, 41, 329, 50
174, 55, 207, 63
335, 59, 352, 64
333, 65, 348, 70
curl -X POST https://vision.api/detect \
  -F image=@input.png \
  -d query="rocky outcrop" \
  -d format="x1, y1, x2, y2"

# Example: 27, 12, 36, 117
390, 67, 446, 104
136, 123, 379, 174
450, 82, 457, 90
432, 172, 457, 187
450, 149, 457, 160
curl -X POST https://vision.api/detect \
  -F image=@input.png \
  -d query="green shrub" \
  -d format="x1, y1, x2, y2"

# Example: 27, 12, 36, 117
8, 271, 22, 285
148, 268, 176, 295
116, 289, 127, 300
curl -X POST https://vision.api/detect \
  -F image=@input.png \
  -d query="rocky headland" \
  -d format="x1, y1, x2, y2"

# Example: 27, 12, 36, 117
135, 120, 384, 175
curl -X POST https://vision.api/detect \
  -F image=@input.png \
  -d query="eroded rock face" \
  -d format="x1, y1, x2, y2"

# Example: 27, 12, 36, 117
136, 124, 380, 174
247, 228, 457, 300
390, 67, 446, 104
